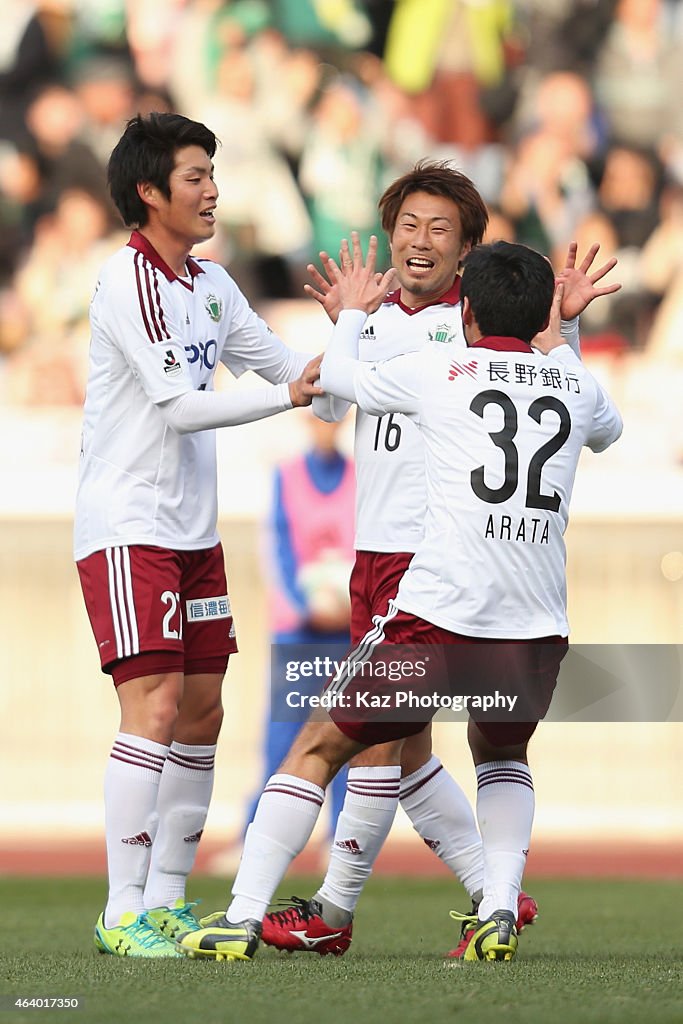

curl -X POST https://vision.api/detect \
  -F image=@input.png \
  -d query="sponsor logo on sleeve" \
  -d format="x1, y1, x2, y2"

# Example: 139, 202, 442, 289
163, 349, 183, 376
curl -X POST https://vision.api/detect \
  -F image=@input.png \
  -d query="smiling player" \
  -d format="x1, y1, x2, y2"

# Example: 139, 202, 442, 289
75, 112, 322, 957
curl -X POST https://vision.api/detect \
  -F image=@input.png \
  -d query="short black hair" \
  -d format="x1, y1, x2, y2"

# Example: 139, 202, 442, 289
460, 242, 555, 343
107, 112, 217, 227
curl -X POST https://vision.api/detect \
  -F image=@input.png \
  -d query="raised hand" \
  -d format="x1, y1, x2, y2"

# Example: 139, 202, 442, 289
325, 232, 396, 315
304, 251, 342, 324
532, 281, 565, 354
289, 353, 324, 407
557, 241, 621, 320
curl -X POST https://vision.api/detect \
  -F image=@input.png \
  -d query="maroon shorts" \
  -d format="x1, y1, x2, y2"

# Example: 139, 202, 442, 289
330, 603, 567, 748
350, 550, 413, 645
77, 542, 238, 684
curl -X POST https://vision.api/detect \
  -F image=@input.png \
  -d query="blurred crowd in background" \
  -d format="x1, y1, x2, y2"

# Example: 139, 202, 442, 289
2, 0, 683, 415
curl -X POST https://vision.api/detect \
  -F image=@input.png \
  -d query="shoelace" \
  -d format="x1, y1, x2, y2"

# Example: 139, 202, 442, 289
169, 900, 201, 929
134, 914, 175, 949
266, 896, 313, 927
448, 909, 478, 939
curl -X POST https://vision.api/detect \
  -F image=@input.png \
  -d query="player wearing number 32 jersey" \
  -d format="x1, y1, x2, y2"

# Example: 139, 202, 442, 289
174, 240, 622, 967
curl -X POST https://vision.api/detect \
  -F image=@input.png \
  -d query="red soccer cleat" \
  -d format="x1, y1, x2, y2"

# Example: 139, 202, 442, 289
446, 890, 538, 959
261, 897, 352, 957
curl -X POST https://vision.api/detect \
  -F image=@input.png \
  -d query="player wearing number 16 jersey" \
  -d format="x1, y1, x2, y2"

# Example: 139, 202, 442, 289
261, 165, 541, 958
75, 112, 322, 957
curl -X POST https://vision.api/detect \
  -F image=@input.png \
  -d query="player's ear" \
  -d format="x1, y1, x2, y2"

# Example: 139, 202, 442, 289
461, 296, 473, 325
137, 181, 160, 211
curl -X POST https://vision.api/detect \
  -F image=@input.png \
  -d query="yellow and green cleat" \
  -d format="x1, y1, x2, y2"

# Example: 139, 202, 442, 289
94, 911, 182, 957
449, 908, 518, 962
146, 899, 202, 940
176, 914, 262, 961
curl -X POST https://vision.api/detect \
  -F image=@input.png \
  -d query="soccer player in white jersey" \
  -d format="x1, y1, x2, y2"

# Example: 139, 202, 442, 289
258, 164, 620, 960
74, 112, 322, 958
176, 237, 621, 963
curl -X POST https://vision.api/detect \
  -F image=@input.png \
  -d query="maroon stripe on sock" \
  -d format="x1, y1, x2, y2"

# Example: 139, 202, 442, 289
167, 754, 214, 771
263, 786, 324, 807
477, 777, 534, 791
347, 785, 400, 796
113, 740, 166, 767
399, 763, 443, 799
110, 752, 163, 773
477, 770, 532, 786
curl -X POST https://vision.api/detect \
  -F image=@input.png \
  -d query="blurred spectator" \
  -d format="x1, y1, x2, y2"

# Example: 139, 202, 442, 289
0, 144, 42, 282
483, 204, 516, 243
597, 144, 662, 250
0, 0, 75, 146
200, 26, 313, 299
594, 0, 683, 154
553, 209, 635, 352
299, 76, 384, 262
641, 182, 683, 359
71, 56, 136, 166
24, 82, 107, 215
500, 128, 593, 252
384, 0, 514, 148
4, 186, 123, 405
270, 0, 372, 50
124, 0, 184, 89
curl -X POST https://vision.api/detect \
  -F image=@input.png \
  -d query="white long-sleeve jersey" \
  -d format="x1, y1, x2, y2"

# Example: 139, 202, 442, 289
74, 232, 309, 559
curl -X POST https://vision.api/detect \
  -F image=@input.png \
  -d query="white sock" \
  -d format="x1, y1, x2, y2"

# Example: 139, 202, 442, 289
400, 756, 483, 899
475, 760, 534, 920
227, 774, 325, 922
316, 766, 401, 919
143, 741, 217, 910
103, 732, 168, 928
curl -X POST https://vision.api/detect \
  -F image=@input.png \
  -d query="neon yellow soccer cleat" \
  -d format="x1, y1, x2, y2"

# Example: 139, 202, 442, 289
146, 899, 201, 940
176, 914, 262, 961
94, 911, 182, 957
459, 909, 518, 962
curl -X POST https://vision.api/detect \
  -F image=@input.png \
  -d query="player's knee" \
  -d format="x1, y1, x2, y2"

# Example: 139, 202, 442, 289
399, 726, 432, 775
176, 700, 224, 745
467, 718, 528, 763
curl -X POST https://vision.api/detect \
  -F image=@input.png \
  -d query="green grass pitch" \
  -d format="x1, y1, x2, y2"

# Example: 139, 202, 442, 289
1, 876, 680, 1024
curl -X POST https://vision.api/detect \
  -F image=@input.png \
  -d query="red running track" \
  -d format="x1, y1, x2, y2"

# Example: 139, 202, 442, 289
1, 837, 681, 878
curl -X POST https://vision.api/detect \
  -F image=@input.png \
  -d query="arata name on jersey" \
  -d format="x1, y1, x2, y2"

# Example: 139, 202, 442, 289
484, 514, 550, 544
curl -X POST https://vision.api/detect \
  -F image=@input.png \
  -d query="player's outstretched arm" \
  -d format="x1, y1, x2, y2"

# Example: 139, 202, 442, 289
157, 358, 323, 434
